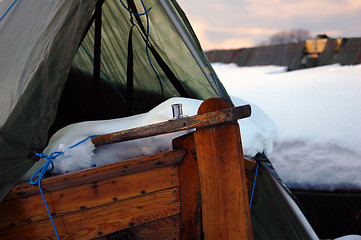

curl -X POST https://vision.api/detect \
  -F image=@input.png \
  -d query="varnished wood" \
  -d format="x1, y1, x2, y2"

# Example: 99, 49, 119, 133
103, 215, 180, 240
244, 157, 259, 200
92, 104, 251, 147
0, 165, 179, 229
193, 97, 253, 240
0, 188, 180, 240
6, 149, 185, 200
173, 133, 202, 240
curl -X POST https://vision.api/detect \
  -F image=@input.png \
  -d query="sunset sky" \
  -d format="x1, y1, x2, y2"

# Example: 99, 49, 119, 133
177, 0, 361, 50
1, 0, 360, 51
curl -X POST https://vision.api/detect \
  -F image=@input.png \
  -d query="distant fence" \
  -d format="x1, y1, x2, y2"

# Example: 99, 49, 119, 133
206, 38, 361, 70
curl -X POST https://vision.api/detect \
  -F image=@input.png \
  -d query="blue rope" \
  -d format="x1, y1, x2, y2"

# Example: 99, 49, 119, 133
30, 135, 97, 239
0, 0, 18, 22
118, 0, 151, 16
249, 161, 259, 210
30, 152, 60, 239
119, 0, 164, 99
140, 0, 164, 99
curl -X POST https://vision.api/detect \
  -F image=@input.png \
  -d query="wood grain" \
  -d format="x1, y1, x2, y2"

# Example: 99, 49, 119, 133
194, 97, 253, 240
0, 165, 179, 229
173, 133, 202, 240
92, 104, 251, 147
0, 188, 180, 240
5, 149, 185, 200
104, 215, 180, 240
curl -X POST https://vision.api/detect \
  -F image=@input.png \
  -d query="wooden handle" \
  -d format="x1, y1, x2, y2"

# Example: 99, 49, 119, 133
91, 104, 251, 147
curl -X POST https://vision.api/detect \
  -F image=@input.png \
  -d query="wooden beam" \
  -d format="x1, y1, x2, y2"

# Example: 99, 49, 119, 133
193, 97, 253, 240
92, 104, 251, 147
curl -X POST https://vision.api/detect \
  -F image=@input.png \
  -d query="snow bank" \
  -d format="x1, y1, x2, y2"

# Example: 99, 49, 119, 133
214, 63, 361, 191
335, 235, 361, 240
23, 97, 275, 179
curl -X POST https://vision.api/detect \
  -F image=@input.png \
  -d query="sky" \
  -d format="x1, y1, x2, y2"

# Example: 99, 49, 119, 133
177, 0, 361, 50
1, 0, 360, 50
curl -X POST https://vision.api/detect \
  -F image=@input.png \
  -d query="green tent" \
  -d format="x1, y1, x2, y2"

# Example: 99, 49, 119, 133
0, 0, 318, 239
0, 0, 227, 202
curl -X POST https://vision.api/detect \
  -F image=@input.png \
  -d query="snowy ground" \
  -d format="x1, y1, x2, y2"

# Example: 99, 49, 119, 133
213, 63, 361, 191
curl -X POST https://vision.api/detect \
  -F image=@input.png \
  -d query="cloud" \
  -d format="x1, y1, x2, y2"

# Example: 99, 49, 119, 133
178, 0, 361, 49
189, 17, 281, 49
188, 18, 283, 50
244, 0, 361, 20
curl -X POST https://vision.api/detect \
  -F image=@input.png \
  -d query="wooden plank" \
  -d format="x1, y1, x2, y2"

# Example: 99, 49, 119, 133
92, 105, 251, 147
0, 165, 179, 229
102, 215, 180, 240
0, 188, 180, 240
6, 149, 185, 200
193, 98, 253, 240
173, 133, 202, 240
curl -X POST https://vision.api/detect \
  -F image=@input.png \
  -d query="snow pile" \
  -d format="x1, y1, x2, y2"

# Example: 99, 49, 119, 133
214, 63, 361, 191
23, 97, 275, 179
335, 235, 361, 240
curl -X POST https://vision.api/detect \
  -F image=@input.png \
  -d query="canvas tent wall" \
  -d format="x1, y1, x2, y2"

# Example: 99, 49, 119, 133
0, 0, 228, 202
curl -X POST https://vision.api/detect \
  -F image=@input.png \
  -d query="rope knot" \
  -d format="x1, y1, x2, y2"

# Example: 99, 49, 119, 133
36, 152, 49, 159
29, 135, 96, 240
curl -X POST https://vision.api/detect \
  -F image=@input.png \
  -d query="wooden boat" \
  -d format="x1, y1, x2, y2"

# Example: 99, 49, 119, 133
0, 0, 318, 239
0, 98, 254, 239
0, 98, 318, 239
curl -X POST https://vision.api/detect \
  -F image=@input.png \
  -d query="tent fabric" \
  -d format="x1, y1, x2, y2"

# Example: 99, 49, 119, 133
0, 0, 227, 202
0, 0, 98, 203
72, 0, 222, 107
251, 165, 318, 240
